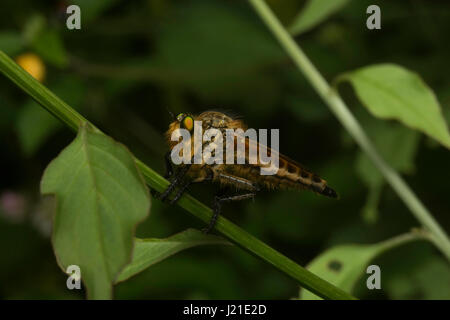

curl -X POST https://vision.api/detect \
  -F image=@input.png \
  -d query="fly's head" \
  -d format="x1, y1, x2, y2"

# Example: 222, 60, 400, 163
165, 111, 247, 151
166, 112, 195, 148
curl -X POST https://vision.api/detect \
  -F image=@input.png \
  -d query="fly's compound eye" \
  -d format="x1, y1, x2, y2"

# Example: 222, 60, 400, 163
182, 116, 194, 132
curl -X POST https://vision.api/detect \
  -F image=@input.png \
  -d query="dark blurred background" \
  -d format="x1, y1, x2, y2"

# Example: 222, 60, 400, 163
0, 0, 449, 299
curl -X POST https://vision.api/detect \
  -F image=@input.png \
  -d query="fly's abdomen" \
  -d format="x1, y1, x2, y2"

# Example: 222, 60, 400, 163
272, 156, 338, 198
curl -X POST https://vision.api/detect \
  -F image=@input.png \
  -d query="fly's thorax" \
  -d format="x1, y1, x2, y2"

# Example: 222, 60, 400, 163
197, 111, 233, 128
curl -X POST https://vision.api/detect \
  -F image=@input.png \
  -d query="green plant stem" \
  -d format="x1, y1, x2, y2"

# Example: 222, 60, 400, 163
378, 230, 430, 254
248, 0, 450, 261
0, 51, 355, 300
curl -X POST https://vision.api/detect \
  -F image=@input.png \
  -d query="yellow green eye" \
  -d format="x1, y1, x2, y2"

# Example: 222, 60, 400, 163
183, 116, 194, 131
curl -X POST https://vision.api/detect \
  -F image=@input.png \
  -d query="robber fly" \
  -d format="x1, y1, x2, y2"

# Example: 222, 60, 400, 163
157, 111, 338, 233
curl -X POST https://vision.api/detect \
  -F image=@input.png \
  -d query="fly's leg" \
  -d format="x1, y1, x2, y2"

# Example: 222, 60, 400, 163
156, 140, 214, 201
159, 164, 191, 202
163, 151, 174, 179
202, 173, 260, 234
202, 192, 256, 234
161, 140, 214, 203
167, 180, 192, 205
151, 151, 175, 199
169, 168, 213, 205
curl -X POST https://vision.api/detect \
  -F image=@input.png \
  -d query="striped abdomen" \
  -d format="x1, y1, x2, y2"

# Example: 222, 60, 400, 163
272, 155, 338, 198
237, 138, 339, 199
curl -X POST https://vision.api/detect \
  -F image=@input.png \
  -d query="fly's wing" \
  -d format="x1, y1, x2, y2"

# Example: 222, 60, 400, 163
230, 132, 338, 198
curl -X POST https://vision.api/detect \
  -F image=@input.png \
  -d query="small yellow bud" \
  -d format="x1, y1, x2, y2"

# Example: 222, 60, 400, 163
15, 53, 46, 82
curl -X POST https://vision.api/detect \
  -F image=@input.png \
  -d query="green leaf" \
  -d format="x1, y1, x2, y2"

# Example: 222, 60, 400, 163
384, 251, 450, 299
354, 118, 420, 224
116, 229, 230, 283
16, 77, 86, 156
289, 0, 351, 35
31, 28, 67, 68
22, 14, 46, 45
299, 233, 425, 300
360, 185, 382, 225
356, 122, 420, 188
16, 100, 62, 156
338, 64, 450, 149
41, 125, 150, 299
0, 31, 24, 56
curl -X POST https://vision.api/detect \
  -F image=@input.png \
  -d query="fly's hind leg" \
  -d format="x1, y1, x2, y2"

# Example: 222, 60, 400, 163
203, 173, 260, 234
203, 192, 256, 234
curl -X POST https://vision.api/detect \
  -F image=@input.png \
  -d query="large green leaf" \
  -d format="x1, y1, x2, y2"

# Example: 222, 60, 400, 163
338, 64, 450, 149
299, 233, 425, 300
289, 0, 351, 35
117, 229, 230, 283
41, 125, 150, 299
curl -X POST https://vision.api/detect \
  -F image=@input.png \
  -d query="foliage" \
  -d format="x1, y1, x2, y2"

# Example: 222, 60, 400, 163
116, 229, 231, 283
337, 64, 450, 149
0, 51, 354, 299
289, 0, 351, 35
0, 0, 450, 300
299, 232, 426, 299
41, 125, 150, 298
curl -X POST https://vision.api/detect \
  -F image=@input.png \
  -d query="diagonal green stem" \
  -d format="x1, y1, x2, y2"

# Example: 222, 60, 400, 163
248, 0, 450, 261
0, 50, 355, 300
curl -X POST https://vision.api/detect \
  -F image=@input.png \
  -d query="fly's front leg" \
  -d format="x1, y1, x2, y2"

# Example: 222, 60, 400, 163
150, 151, 175, 199
159, 164, 191, 202
163, 140, 214, 204
169, 168, 213, 205
164, 150, 174, 179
